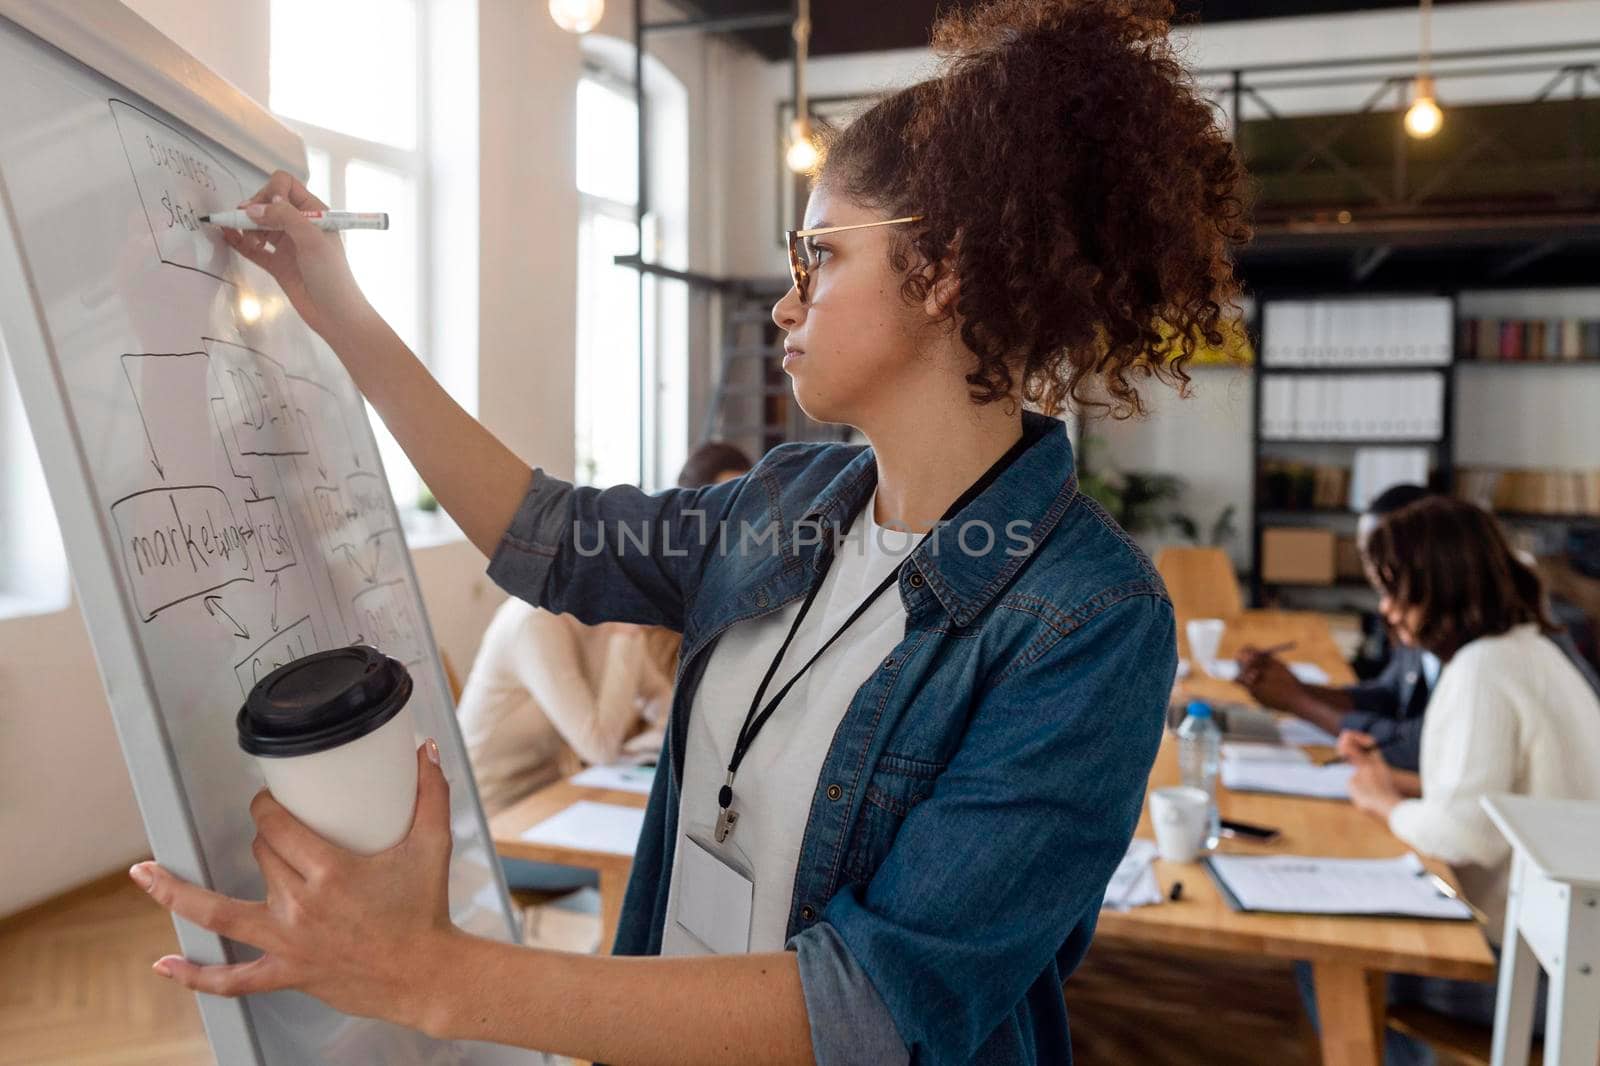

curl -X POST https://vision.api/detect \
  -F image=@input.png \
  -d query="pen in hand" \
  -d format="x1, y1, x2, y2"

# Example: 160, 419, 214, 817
201, 209, 389, 232
1323, 738, 1380, 766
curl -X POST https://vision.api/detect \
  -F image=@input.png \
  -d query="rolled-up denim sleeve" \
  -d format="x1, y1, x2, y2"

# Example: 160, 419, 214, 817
786, 921, 910, 1066
812, 591, 1174, 1063
485, 466, 741, 632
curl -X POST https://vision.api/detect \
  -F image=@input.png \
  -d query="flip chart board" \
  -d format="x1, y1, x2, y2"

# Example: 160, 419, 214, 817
0, 4, 541, 1062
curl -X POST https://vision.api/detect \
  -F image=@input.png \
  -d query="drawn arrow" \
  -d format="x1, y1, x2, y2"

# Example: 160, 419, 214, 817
203, 595, 250, 639
121, 356, 166, 480
333, 543, 378, 585
297, 407, 329, 482
269, 573, 281, 632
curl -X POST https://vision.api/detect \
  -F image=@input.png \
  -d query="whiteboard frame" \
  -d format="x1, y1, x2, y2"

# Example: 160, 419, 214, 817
0, 4, 521, 1062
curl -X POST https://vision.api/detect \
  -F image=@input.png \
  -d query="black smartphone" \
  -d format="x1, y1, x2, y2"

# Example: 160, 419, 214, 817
1219, 818, 1281, 843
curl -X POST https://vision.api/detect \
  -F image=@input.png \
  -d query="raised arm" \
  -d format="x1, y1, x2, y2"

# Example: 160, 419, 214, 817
225, 171, 530, 558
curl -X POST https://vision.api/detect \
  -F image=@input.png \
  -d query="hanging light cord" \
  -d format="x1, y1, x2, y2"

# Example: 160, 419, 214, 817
1418, 0, 1433, 84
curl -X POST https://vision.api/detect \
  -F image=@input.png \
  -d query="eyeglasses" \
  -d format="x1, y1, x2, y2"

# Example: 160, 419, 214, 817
785, 215, 924, 304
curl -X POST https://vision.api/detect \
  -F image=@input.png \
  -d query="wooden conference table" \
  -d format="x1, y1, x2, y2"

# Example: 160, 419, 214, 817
491, 610, 1495, 1066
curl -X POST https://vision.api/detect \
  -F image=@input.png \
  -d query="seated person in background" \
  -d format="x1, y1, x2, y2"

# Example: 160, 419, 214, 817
1236, 485, 1436, 770
457, 605, 680, 816
1237, 484, 1600, 774
1327, 496, 1600, 1061
673, 439, 752, 489
457, 441, 751, 892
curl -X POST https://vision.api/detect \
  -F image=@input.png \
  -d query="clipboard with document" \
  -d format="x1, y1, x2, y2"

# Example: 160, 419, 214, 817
1203, 852, 1476, 921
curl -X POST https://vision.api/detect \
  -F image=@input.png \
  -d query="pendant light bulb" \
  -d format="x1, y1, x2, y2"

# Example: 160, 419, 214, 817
786, 117, 820, 175
1405, 76, 1443, 139
549, 0, 604, 34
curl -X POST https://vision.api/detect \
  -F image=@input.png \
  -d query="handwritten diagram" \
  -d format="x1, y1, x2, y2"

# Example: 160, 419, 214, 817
106, 109, 429, 701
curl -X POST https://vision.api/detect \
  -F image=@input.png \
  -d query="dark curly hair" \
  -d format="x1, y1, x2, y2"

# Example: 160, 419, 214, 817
816, 0, 1252, 418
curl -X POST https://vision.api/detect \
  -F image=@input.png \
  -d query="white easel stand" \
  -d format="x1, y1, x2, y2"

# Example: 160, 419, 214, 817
1483, 795, 1600, 1066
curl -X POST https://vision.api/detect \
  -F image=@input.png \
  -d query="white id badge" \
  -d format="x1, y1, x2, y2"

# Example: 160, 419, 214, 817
675, 830, 755, 954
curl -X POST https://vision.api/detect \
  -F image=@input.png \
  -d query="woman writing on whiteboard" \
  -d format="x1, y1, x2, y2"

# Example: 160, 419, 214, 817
131, 2, 1250, 1061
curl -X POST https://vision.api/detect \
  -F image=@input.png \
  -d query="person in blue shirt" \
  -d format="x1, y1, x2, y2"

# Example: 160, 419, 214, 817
129, 1, 1252, 1061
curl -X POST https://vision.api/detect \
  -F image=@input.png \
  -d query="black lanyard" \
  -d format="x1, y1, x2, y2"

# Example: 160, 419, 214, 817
712, 424, 1042, 843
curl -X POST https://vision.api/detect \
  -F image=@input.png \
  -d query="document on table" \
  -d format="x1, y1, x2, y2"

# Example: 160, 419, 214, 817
570, 763, 657, 795
1221, 758, 1355, 799
1277, 718, 1339, 746
1103, 839, 1163, 912
1205, 659, 1241, 682
1205, 852, 1473, 920
1207, 659, 1329, 685
1222, 742, 1310, 765
520, 801, 645, 856
1288, 662, 1331, 686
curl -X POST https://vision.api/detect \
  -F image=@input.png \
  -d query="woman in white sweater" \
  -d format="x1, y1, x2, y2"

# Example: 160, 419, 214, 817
1338, 497, 1600, 1062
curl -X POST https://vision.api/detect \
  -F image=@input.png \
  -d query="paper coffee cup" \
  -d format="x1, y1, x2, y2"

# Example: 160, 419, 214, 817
237, 645, 419, 854
1150, 785, 1211, 863
1185, 618, 1226, 675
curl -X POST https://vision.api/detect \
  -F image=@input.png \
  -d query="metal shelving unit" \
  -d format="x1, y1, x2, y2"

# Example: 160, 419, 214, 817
1248, 292, 1459, 607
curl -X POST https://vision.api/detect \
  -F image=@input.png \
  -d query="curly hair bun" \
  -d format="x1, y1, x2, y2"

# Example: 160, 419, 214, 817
822, 0, 1252, 418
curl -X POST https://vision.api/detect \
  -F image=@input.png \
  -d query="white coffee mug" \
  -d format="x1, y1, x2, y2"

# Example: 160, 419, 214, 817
1185, 618, 1227, 676
239, 646, 420, 855
1150, 785, 1211, 863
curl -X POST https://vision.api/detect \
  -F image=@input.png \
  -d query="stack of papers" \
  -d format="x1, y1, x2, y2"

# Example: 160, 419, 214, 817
1102, 839, 1163, 911
1222, 742, 1310, 765
1205, 852, 1473, 920
1221, 746, 1354, 800
1277, 718, 1339, 746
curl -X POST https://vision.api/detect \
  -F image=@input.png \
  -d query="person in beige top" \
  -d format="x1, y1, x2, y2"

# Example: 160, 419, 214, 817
1323, 498, 1600, 1062
457, 602, 678, 815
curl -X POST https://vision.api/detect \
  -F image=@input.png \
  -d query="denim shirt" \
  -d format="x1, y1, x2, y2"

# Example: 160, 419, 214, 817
485, 412, 1176, 1065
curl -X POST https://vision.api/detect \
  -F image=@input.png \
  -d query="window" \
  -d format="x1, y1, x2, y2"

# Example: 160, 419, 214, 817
271, 0, 444, 527
0, 350, 68, 617
575, 72, 644, 489
574, 56, 689, 492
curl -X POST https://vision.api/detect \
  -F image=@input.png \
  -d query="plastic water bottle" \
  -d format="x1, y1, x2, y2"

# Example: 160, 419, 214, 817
1176, 700, 1222, 850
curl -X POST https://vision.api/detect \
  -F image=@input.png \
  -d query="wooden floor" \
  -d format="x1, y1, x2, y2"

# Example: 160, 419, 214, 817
1, 876, 1472, 1065
1065, 940, 1321, 1065
0, 875, 212, 1066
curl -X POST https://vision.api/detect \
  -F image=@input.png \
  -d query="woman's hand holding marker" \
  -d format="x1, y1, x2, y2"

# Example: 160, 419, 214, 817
220, 171, 377, 342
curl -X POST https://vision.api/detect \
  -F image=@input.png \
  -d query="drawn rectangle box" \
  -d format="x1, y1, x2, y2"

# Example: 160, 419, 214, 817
108, 98, 241, 282
243, 495, 296, 574
233, 614, 316, 698
110, 484, 253, 621
204, 336, 310, 460
351, 581, 425, 668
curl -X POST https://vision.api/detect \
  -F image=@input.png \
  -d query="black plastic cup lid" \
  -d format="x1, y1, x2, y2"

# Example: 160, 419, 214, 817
237, 645, 413, 758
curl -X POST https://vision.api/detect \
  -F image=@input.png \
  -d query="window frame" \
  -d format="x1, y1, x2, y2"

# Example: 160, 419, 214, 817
575, 63, 650, 490
270, 0, 439, 527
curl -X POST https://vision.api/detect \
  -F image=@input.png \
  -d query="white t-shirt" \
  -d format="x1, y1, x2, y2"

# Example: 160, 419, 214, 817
661, 491, 917, 954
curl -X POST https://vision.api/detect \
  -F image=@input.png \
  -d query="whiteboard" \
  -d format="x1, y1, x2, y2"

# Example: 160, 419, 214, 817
0, 4, 543, 1063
